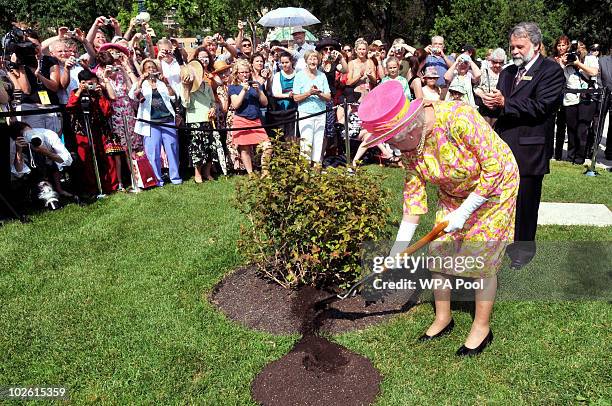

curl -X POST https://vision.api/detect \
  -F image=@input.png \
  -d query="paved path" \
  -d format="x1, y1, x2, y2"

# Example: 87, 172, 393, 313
538, 202, 612, 226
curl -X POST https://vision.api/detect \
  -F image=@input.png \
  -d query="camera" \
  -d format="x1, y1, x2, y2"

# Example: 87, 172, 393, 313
66, 29, 77, 37
2, 26, 38, 69
103, 18, 112, 25
87, 83, 97, 91
24, 131, 43, 147
458, 54, 470, 63
247, 80, 257, 86
566, 40, 579, 63
431, 47, 441, 55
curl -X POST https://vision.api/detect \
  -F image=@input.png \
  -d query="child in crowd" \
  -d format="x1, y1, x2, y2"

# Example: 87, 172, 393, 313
422, 66, 442, 101
380, 57, 411, 99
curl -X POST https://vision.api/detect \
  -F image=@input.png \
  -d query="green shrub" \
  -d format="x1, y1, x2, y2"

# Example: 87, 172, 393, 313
235, 142, 391, 290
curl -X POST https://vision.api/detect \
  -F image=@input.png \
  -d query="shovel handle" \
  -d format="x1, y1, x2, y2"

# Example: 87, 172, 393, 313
398, 221, 448, 258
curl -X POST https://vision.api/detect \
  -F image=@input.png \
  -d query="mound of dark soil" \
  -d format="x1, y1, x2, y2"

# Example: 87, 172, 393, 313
251, 286, 382, 406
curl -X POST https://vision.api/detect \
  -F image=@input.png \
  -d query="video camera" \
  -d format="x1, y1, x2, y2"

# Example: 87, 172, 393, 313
566, 40, 579, 63
2, 26, 38, 70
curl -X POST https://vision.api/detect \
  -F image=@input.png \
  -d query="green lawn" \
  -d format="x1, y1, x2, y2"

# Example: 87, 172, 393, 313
1, 161, 610, 404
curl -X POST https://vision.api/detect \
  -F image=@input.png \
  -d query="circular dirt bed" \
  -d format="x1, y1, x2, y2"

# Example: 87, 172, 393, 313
209, 265, 419, 334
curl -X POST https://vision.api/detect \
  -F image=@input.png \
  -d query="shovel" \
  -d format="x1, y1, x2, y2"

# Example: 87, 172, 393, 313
315, 221, 448, 309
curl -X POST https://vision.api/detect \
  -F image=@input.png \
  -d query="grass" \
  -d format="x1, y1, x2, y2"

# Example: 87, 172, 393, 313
1, 161, 610, 404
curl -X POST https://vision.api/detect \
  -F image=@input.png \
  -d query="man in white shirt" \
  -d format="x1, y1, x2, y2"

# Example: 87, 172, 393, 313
292, 27, 315, 72
156, 39, 182, 96
9, 122, 73, 209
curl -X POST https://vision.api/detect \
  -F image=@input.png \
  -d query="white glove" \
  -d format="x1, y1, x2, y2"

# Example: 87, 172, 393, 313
389, 221, 418, 257
444, 192, 487, 233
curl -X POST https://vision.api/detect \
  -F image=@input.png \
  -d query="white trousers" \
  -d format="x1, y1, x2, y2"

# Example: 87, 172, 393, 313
298, 114, 326, 163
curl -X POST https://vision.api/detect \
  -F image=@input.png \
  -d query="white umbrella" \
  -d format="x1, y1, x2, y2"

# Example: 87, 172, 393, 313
257, 7, 320, 27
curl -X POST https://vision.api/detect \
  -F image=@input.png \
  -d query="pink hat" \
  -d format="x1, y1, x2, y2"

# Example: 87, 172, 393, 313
358, 80, 424, 147
98, 43, 130, 56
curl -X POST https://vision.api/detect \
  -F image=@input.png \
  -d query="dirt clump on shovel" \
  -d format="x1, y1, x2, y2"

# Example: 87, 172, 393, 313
251, 286, 382, 406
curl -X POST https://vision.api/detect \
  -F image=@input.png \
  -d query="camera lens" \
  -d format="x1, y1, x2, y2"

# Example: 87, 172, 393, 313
30, 137, 42, 147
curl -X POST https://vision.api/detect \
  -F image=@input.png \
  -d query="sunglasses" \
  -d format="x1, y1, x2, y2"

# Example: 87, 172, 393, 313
490, 60, 504, 65
323, 46, 334, 51
242, 43, 252, 47
343, 48, 351, 52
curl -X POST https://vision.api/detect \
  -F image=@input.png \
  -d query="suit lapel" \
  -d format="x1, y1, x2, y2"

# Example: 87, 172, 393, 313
511, 55, 544, 96
501, 65, 517, 96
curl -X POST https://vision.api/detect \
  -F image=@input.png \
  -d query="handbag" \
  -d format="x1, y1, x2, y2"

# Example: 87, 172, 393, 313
132, 152, 158, 188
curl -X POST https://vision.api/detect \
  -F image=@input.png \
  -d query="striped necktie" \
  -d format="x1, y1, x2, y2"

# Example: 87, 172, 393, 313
514, 66, 526, 87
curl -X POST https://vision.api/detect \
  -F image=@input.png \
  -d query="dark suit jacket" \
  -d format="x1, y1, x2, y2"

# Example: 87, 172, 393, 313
599, 55, 612, 92
494, 55, 565, 176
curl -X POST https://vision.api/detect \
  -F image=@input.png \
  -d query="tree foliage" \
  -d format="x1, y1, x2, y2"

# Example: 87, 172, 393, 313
432, 0, 568, 55
236, 142, 391, 290
0, 0, 608, 53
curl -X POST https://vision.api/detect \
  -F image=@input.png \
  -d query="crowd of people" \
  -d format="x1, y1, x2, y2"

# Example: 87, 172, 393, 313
2, 15, 610, 212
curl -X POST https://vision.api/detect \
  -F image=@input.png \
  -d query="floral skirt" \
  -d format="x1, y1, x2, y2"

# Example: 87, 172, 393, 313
188, 122, 227, 175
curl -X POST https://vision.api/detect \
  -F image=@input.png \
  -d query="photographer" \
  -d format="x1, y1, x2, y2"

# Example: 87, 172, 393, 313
424, 35, 455, 98
86, 16, 121, 53
384, 40, 414, 78
561, 40, 599, 165
5, 27, 62, 134
156, 39, 182, 96
67, 69, 117, 195
228, 59, 272, 176
316, 38, 348, 140
9, 121, 73, 209
444, 52, 481, 107
551, 35, 570, 160
129, 59, 181, 186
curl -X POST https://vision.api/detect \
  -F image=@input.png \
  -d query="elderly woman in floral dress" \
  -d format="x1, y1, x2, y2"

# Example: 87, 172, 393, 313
360, 80, 518, 357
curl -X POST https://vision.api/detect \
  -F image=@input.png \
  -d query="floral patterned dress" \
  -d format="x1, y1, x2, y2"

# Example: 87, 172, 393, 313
108, 72, 143, 155
402, 101, 519, 277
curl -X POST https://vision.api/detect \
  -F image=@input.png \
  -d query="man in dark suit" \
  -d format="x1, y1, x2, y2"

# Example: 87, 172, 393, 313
599, 53, 612, 160
481, 22, 565, 268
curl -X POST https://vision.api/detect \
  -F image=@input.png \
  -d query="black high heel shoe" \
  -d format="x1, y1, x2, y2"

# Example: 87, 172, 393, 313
456, 329, 494, 357
418, 319, 455, 342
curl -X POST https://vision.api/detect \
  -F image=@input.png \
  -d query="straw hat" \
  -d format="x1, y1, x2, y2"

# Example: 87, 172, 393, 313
358, 80, 424, 148
180, 60, 204, 93
211, 60, 231, 75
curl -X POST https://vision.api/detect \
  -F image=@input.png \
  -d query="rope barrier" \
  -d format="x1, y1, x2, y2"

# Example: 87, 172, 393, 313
0, 106, 65, 118
134, 105, 337, 132
0, 104, 337, 133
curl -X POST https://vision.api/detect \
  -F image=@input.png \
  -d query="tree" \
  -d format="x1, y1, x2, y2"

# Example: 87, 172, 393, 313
432, 0, 568, 55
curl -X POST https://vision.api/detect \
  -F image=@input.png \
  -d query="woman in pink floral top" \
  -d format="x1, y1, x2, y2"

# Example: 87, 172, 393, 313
97, 50, 143, 190
360, 80, 518, 357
